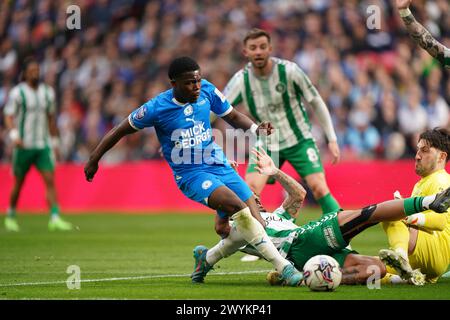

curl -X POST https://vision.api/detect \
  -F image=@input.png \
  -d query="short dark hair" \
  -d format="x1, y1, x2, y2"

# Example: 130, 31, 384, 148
23, 56, 39, 71
243, 28, 271, 45
21, 56, 39, 81
419, 128, 450, 162
168, 56, 200, 80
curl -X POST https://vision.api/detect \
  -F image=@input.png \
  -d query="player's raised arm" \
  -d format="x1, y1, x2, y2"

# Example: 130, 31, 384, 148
222, 108, 274, 136
396, 0, 450, 68
252, 148, 306, 217
84, 118, 137, 182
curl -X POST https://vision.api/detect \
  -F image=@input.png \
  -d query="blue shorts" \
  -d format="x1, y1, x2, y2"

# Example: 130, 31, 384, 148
176, 164, 253, 218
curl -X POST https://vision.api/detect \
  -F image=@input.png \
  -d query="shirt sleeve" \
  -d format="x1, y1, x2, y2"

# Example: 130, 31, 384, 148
444, 47, 450, 69
45, 85, 56, 115
291, 63, 319, 103
3, 87, 20, 116
223, 71, 244, 106
128, 99, 158, 130
204, 80, 233, 117
274, 205, 296, 223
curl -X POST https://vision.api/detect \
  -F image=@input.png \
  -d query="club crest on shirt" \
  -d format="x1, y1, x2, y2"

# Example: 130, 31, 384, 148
275, 83, 286, 93
135, 105, 146, 120
184, 105, 193, 116
202, 180, 212, 190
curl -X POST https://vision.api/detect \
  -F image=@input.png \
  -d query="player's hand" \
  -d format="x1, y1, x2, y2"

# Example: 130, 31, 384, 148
257, 121, 274, 136
393, 190, 403, 199
215, 215, 231, 238
251, 147, 277, 176
13, 139, 24, 148
53, 148, 61, 162
328, 141, 340, 165
396, 0, 411, 10
9, 128, 24, 148
229, 160, 239, 172
84, 159, 99, 182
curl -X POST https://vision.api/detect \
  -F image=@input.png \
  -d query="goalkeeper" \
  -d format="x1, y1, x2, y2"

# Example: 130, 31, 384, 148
191, 147, 450, 285
380, 128, 450, 285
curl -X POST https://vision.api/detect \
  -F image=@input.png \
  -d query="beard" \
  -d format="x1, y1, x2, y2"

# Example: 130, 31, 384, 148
253, 57, 268, 69
415, 161, 436, 177
28, 77, 39, 87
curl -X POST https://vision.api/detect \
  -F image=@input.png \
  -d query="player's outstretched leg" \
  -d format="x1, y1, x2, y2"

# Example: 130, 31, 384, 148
379, 249, 425, 286
209, 187, 303, 286
191, 245, 212, 283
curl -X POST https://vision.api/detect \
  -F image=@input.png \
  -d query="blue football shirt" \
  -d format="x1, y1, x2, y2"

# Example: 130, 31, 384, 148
128, 79, 233, 175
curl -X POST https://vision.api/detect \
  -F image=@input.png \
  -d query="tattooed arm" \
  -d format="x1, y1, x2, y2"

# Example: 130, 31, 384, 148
252, 148, 306, 218
397, 0, 450, 68
272, 168, 306, 218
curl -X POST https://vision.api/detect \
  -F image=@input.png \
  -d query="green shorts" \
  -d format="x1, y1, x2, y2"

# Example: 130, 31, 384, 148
247, 139, 324, 180
287, 212, 358, 270
12, 147, 55, 178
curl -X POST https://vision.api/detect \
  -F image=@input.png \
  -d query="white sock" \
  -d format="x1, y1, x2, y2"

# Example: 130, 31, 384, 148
206, 225, 247, 266
231, 207, 290, 272
390, 274, 407, 284
394, 247, 409, 262
7, 207, 15, 217
422, 194, 436, 210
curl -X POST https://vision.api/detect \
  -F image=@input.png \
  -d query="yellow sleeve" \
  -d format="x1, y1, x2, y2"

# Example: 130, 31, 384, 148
422, 211, 447, 231
411, 174, 450, 231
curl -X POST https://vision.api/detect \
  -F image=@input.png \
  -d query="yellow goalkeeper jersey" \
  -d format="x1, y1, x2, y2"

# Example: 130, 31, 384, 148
409, 169, 450, 282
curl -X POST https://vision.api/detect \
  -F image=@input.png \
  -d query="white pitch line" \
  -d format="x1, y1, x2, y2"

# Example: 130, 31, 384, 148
0, 269, 270, 288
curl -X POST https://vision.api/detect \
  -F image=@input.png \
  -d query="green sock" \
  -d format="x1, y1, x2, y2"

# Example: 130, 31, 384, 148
403, 197, 425, 216
7, 207, 16, 218
50, 204, 59, 218
317, 193, 341, 215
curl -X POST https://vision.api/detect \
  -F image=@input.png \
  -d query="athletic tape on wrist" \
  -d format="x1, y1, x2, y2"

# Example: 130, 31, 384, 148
399, 8, 412, 18
9, 129, 19, 142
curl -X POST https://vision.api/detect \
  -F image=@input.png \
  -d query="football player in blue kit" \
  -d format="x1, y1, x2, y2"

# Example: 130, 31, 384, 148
84, 56, 304, 286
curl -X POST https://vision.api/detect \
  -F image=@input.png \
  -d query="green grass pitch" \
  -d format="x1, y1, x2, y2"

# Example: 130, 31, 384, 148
0, 209, 449, 300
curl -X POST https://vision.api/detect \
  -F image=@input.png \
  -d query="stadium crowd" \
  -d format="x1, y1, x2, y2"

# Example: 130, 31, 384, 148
0, 0, 449, 164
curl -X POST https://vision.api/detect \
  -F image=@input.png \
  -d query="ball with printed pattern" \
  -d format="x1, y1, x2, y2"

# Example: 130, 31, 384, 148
303, 255, 342, 291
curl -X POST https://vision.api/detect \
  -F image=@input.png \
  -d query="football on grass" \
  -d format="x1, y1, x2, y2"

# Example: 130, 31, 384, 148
303, 255, 342, 291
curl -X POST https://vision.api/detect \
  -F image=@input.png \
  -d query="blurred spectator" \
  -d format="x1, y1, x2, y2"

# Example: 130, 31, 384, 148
398, 85, 428, 136
374, 92, 401, 157
345, 96, 381, 159
425, 88, 449, 129
0, 0, 449, 164
398, 85, 429, 156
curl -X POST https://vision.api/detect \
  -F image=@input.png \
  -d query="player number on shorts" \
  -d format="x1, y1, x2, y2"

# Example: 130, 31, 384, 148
306, 148, 319, 163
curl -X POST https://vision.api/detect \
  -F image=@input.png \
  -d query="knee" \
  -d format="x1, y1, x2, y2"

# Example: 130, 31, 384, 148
307, 179, 329, 199
215, 222, 230, 239
220, 201, 247, 216
42, 174, 55, 187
